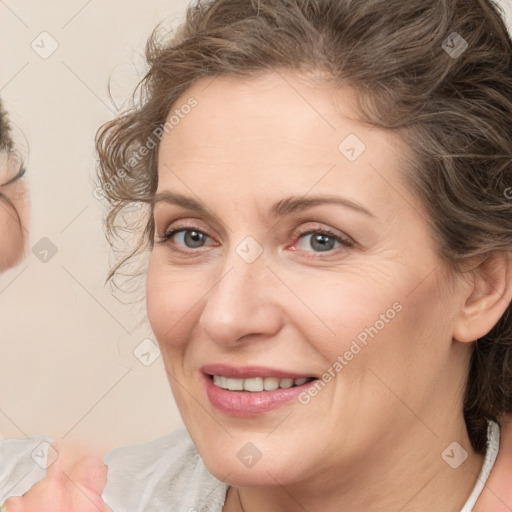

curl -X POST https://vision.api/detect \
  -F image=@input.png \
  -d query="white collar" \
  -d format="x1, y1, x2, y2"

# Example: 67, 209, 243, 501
460, 420, 500, 511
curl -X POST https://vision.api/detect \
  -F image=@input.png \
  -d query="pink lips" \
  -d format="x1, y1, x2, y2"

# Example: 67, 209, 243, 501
201, 364, 317, 417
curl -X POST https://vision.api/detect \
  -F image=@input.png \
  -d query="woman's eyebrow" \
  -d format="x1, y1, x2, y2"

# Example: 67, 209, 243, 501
153, 191, 376, 219
269, 195, 376, 219
154, 191, 210, 214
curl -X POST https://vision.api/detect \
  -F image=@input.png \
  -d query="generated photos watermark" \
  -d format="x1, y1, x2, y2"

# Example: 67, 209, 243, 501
298, 301, 403, 405
93, 96, 198, 202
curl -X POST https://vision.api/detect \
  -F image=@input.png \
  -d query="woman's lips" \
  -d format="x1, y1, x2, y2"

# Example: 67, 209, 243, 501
200, 365, 318, 416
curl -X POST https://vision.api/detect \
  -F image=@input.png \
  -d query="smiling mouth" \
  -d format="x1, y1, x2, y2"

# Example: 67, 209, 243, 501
209, 375, 316, 392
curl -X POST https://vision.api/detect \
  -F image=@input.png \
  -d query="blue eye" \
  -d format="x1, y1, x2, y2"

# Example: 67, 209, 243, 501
155, 225, 353, 257
163, 228, 210, 249
295, 229, 350, 253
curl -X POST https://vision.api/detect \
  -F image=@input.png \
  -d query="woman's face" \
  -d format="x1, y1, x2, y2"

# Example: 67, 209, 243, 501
147, 72, 472, 487
0, 152, 28, 272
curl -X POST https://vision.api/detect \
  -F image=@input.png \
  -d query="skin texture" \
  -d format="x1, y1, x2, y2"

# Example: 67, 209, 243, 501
0, 152, 29, 272
146, 71, 512, 512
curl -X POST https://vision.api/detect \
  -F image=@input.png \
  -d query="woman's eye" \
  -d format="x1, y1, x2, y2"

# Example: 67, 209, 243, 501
157, 228, 210, 252
156, 225, 353, 256
295, 230, 352, 253
164, 228, 211, 249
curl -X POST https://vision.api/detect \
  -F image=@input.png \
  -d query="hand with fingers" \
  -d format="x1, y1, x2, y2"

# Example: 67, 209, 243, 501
2, 456, 111, 512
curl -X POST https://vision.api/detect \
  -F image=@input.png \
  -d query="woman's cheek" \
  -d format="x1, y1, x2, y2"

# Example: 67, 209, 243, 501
146, 263, 200, 348
287, 275, 397, 347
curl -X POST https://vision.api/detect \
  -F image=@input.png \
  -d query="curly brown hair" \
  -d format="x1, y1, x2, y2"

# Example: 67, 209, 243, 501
95, 0, 512, 453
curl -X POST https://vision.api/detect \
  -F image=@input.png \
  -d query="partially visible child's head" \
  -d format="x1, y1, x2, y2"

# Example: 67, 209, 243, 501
0, 98, 29, 272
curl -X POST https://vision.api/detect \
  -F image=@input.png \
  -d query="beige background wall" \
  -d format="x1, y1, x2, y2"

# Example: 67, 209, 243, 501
0, 0, 511, 454
0, 0, 191, 454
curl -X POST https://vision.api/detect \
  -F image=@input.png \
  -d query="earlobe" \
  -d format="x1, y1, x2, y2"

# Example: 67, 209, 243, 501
453, 252, 512, 344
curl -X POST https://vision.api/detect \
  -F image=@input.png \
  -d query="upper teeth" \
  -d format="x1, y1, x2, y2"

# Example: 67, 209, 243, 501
212, 375, 311, 392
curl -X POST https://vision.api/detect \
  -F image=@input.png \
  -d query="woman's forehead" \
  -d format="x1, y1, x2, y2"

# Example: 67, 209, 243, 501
164, 71, 362, 141
156, 73, 411, 217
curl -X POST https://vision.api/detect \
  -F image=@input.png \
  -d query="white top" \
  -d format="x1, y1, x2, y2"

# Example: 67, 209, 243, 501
0, 423, 500, 510
461, 420, 500, 512
102, 421, 501, 512
0, 435, 52, 505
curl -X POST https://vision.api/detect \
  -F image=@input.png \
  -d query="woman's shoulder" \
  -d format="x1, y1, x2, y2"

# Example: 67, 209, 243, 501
0, 435, 53, 504
102, 427, 228, 512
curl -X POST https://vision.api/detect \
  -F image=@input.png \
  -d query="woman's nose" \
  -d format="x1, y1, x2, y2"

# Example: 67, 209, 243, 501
198, 248, 284, 347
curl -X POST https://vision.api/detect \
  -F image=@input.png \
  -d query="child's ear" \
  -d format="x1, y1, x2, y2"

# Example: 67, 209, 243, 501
453, 252, 512, 343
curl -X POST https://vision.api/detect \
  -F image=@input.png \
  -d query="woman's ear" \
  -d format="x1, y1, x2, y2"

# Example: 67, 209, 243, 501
453, 252, 512, 343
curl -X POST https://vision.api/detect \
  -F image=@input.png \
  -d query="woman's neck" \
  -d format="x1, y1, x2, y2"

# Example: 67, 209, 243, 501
222, 421, 485, 512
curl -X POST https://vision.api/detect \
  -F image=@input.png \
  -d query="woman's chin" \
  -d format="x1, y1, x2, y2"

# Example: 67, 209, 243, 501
197, 443, 306, 488
206, 461, 293, 488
